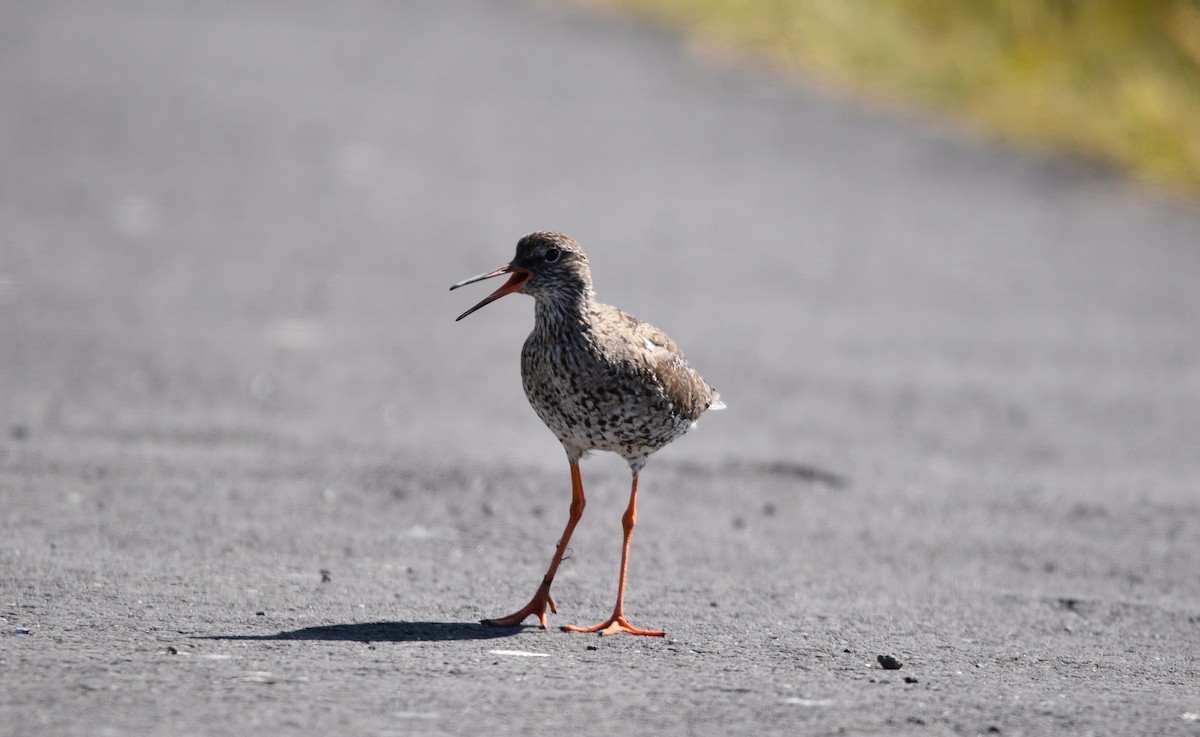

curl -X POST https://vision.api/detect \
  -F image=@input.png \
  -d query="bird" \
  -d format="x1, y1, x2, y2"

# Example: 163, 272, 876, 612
450, 231, 724, 636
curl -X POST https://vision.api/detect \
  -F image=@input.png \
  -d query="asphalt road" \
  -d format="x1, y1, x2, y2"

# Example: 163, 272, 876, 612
3, 1, 1199, 735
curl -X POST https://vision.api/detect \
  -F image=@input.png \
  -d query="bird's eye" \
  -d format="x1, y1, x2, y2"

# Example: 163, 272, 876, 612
543, 248, 561, 263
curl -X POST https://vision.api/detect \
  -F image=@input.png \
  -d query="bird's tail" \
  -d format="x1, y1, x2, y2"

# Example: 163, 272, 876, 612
708, 388, 725, 411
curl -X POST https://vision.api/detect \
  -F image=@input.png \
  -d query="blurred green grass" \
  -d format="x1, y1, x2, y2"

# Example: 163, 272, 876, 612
607, 0, 1200, 194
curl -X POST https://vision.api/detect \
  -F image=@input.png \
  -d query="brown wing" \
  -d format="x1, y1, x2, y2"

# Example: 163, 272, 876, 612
603, 307, 721, 422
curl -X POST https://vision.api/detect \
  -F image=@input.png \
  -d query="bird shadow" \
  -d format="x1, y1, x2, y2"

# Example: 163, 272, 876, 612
203, 620, 521, 643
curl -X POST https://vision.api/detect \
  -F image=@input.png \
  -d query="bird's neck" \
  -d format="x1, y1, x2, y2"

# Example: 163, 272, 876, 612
532, 288, 597, 333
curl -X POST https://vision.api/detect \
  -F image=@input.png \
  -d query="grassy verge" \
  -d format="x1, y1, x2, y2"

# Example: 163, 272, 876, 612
604, 0, 1200, 194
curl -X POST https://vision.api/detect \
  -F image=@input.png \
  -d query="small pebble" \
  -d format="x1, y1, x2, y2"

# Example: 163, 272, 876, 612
904, 676, 919, 684
255, 611, 265, 616
11, 627, 31, 635
877, 654, 903, 670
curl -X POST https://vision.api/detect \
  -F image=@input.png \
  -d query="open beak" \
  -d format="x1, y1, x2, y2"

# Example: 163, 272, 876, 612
450, 263, 530, 321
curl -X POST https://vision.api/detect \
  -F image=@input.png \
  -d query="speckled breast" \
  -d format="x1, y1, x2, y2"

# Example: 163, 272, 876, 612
520, 329, 694, 461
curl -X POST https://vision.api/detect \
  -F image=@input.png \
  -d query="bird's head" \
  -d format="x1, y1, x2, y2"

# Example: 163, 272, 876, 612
450, 232, 592, 321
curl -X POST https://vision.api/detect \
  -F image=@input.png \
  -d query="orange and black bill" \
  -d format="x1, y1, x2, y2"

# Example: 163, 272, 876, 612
450, 264, 530, 321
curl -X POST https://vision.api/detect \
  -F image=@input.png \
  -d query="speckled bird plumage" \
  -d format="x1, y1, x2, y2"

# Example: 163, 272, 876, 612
514, 233, 722, 471
451, 231, 723, 636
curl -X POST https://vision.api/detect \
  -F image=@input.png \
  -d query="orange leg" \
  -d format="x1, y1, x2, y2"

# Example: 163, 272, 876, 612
563, 473, 664, 637
483, 462, 586, 628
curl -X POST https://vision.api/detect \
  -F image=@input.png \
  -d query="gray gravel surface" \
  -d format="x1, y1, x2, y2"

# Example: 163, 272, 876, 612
3, 1, 1199, 735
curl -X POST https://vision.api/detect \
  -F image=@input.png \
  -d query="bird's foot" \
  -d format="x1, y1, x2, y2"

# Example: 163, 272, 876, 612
481, 587, 557, 628
562, 614, 663, 637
